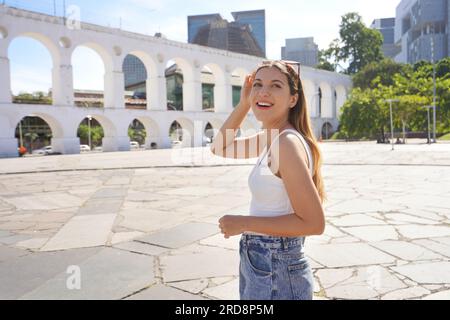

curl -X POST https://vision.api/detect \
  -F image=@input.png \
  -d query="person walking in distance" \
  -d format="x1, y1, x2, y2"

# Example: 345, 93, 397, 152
210, 60, 325, 300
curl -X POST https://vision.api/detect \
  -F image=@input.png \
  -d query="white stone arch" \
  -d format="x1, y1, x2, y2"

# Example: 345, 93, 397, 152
201, 62, 228, 112
168, 116, 196, 147
165, 57, 197, 111
335, 85, 347, 118
71, 42, 113, 72
129, 116, 161, 149
13, 111, 80, 154
204, 118, 223, 143
177, 57, 197, 112
318, 82, 333, 119
71, 42, 116, 108
121, 50, 164, 111
301, 79, 317, 117
321, 121, 334, 140
74, 113, 120, 152
231, 67, 251, 112
7, 32, 61, 105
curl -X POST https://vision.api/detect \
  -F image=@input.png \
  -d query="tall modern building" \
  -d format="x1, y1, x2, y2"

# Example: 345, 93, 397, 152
187, 14, 222, 44
370, 18, 401, 59
394, 0, 449, 64
281, 37, 319, 67
231, 10, 266, 56
123, 55, 147, 92
188, 10, 266, 57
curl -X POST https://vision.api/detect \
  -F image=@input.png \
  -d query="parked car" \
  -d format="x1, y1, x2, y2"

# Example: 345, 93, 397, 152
132, 92, 146, 99
93, 146, 103, 152
203, 136, 212, 146
80, 144, 91, 152
130, 141, 140, 150
171, 140, 182, 148
32, 145, 52, 155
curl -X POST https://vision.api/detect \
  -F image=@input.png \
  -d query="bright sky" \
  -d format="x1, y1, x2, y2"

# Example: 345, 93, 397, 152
8, 0, 400, 94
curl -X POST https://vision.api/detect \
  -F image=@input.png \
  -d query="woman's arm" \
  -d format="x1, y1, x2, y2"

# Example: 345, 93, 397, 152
219, 213, 324, 239
210, 74, 262, 159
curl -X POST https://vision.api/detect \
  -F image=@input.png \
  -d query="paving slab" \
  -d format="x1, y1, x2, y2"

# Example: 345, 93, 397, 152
113, 241, 169, 256
77, 199, 123, 215
330, 214, 386, 227
392, 262, 450, 284
199, 234, 240, 250
381, 286, 430, 300
422, 290, 450, 300
20, 247, 155, 300
160, 245, 239, 282
371, 240, 444, 261
0, 233, 33, 245
90, 188, 128, 199
110, 231, 144, 245
325, 266, 407, 300
2, 193, 84, 210
168, 279, 209, 294
396, 225, 450, 239
0, 245, 29, 263
203, 279, 239, 300
125, 284, 206, 300
0, 247, 100, 299
41, 214, 116, 251
342, 226, 399, 242
305, 243, 397, 268
137, 222, 219, 249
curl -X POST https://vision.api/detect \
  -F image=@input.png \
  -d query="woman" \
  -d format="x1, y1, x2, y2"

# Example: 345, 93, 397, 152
210, 60, 325, 300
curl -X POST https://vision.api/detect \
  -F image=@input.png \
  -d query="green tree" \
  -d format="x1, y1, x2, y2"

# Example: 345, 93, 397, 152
316, 47, 338, 72
128, 127, 146, 145
77, 124, 104, 147
323, 12, 384, 74
339, 88, 386, 140
353, 59, 410, 89
24, 132, 39, 152
436, 57, 450, 79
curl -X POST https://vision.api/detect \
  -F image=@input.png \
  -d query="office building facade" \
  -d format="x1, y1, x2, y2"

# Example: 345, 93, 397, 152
231, 10, 266, 56
281, 37, 319, 67
370, 18, 401, 58
394, 0, 449, 64
188, 10, 266, 57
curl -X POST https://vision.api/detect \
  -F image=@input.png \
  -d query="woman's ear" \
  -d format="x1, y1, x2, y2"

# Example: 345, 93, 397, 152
289, 94, 299, 108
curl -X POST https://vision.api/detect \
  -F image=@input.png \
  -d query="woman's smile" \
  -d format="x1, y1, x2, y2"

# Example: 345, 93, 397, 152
256, 101, 274, 110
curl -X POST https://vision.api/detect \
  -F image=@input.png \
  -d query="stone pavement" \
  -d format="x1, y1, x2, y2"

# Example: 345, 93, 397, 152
0, 141, 449, 300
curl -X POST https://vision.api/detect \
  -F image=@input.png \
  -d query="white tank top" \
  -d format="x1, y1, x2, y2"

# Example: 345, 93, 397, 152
248, 129, 314, 217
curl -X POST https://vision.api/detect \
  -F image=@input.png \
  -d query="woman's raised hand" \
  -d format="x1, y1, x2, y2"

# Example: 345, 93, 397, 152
239, 73, 255, 110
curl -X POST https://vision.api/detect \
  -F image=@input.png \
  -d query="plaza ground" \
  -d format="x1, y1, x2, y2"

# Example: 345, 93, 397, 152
0, 140, 449, 300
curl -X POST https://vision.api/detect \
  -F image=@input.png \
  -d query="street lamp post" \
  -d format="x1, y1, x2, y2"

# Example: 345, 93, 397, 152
87, 115, 92, 151
429, 23, 437, 143
19, 120, 24, 147
423, 106, 433, 144
385, 99, 399, 151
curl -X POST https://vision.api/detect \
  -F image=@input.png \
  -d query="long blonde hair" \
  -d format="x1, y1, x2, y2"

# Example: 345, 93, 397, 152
255, 60, 326, 202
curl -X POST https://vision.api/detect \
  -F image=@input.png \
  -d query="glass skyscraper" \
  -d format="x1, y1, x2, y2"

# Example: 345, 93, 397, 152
188, 10, 266, 57
188, 14, 222, 44
231, 10, 266, 56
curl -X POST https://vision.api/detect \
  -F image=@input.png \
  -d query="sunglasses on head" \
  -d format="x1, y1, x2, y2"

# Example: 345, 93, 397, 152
261, 59, 302, 92
261, 59, 301, 76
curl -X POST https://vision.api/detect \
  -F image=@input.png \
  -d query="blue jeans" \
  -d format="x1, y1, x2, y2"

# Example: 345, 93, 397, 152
239, 234, 314, 300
